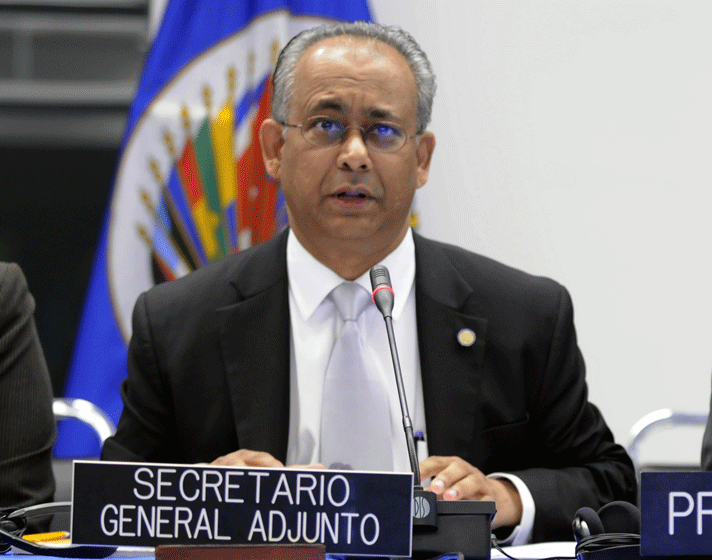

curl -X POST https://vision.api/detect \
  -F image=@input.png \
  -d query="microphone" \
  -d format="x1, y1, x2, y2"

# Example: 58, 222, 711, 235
369, 265, 436, 527
369, 264, 495, 560
370, 265, 395, 317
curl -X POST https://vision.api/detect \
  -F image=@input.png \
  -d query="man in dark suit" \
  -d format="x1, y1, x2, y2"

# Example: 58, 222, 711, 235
102, 21, 636, 542
0, 262, 56, 516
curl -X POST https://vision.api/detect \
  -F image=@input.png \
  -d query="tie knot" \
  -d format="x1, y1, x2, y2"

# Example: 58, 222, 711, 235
330, 282, 371, 322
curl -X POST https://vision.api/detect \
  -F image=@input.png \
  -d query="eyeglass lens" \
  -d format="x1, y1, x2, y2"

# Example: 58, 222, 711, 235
303, 117, 407, 152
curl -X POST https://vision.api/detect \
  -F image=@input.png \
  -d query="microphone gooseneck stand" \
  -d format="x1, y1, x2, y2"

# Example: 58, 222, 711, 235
369, 265, 495, 560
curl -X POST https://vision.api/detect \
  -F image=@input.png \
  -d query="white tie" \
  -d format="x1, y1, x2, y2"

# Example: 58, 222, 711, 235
320, 282, 393, 471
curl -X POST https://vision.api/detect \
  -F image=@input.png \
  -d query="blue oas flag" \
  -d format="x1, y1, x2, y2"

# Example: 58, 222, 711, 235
56, 0, 372, 457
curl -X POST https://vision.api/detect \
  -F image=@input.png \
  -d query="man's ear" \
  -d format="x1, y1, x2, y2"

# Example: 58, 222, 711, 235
259, 118, 284, 180
415, 132, 435, 189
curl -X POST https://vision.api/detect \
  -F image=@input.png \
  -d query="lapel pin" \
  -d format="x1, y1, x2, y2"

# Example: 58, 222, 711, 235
457, 328, 476, 347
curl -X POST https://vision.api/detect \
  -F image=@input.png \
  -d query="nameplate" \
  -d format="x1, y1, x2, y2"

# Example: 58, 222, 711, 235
71, 460, 413, 557
641, 471, 712, 556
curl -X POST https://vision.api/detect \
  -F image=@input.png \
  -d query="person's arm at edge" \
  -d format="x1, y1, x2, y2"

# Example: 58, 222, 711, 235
0, 263, 56, 527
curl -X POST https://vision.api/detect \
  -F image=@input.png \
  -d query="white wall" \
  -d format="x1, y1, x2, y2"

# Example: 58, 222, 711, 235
369, 0, 712, 466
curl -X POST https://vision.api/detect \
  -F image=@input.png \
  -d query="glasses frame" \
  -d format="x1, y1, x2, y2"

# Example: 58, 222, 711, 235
279, 117, 419, 153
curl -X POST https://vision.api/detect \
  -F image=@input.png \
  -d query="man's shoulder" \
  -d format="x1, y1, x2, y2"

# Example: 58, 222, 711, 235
413, 234, 568, 314
416, 234, 561, 289
0, 262, 34, 322
0, 261, 25, 296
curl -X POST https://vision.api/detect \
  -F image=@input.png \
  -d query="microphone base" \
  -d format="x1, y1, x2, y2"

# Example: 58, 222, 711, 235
412, 500, 495, 560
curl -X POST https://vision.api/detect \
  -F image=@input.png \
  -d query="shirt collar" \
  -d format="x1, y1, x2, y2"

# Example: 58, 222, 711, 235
287, 228, 416, 322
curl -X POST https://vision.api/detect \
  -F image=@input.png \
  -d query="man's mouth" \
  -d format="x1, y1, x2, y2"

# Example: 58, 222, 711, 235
331, 188, 374, 201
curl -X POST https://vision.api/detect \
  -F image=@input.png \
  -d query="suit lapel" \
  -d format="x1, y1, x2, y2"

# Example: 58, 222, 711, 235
215, 232, 291, 463
414, 235, 489, 466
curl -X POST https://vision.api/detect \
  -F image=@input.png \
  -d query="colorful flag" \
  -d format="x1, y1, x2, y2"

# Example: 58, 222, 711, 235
56, 0, 372, 457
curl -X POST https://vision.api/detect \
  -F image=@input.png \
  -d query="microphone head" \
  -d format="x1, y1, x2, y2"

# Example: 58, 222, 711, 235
370, 264, 392, 290
369, 265, 394, 318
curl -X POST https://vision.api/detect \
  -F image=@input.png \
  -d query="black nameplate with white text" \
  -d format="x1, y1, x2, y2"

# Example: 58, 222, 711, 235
641, 471, 712, 556
71, 461, 412, 557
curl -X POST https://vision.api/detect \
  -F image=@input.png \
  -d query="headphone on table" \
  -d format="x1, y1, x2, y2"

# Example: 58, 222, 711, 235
0, 501, 116, 558
572, 501, 641, 560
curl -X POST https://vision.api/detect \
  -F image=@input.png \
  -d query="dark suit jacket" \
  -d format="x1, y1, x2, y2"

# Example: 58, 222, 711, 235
102, 230, 636, 541
0, 262, 56, 520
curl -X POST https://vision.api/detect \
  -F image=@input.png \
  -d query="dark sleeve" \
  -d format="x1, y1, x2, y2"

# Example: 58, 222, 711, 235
101, 291, 176, 463
701, 380, 712, 470
0, 263, 56, 513
507, 285, 637, 542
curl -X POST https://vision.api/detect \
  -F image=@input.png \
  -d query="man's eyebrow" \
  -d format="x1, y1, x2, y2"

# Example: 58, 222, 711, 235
368, 107, 398, 121
307, 100, 400, 122
309, 99, 344, 113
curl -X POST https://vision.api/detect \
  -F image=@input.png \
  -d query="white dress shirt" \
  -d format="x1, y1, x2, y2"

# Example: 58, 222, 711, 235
284, 228, 534, 545
285, 228, 425, 472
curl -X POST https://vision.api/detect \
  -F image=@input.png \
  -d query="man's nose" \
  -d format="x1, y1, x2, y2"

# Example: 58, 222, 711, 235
336, 128, 372, 171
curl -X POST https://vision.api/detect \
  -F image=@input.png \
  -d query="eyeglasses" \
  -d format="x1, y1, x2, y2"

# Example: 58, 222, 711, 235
280, 116, 418, 153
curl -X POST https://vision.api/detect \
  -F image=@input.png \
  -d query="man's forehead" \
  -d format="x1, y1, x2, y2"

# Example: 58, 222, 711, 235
306, 34, 377, 53
289, 34, 418, 122
298, 34, 409, 74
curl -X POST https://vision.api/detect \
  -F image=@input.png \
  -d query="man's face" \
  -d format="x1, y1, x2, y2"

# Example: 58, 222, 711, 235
261, 35, 435, 262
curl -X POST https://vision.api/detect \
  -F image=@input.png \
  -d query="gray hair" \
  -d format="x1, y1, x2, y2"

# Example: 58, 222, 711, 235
271, 21, 436, 134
